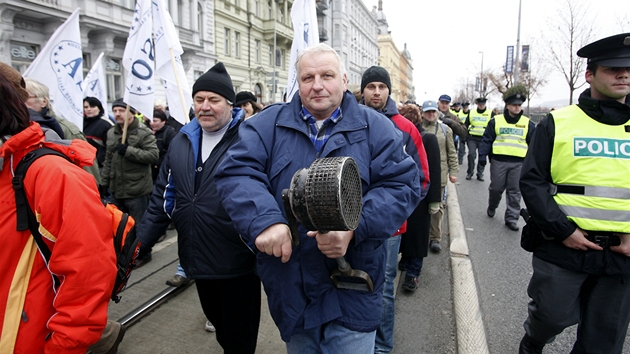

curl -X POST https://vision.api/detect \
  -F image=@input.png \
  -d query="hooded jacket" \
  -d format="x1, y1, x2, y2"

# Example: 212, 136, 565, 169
0, 123, 116, 353
215, 91, 421, 341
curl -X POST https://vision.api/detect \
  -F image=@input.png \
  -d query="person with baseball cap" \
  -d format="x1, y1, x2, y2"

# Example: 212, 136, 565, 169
421, 100, 459, 254
518, 33, 630, 353
136, 62, 260, 353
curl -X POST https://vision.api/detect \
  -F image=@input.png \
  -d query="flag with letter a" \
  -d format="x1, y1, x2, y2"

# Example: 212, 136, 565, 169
152, 0, 192, 124
24, 8, 84, 130
122, 0, 155, 119
83, 52, 110, 120
286, 0, 319, 102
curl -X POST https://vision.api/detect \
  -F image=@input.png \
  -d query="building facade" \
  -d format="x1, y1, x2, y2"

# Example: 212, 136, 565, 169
374, 0, 414, 102
1, 0, 216, 116
215, 0, 293, 104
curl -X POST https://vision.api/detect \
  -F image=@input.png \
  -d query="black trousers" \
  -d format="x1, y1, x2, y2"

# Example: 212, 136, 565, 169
524, 256, 630, 353
466, 138, 485, 177
196, 273, 261, 354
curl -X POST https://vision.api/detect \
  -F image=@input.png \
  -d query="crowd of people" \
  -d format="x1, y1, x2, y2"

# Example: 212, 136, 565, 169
1, 31, 629, 354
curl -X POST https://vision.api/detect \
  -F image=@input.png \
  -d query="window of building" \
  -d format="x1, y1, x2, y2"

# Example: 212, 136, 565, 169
234, 32, 240, 58
106, 58, 123, 103
268, 44, 273, 65
255, 0, 260, 17
82, 53, 91, 78
224, 28, 231, 56
255, 39, 261, 63
268, 1, 272, 20
177, 0, 184, 25
334, 24, 340, 40
275, 49, 285, 68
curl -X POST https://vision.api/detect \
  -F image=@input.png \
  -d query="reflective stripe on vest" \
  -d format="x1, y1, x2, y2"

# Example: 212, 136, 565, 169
468, 109, 491, 136
550, 105, 630, 233
492, 114, 529, 157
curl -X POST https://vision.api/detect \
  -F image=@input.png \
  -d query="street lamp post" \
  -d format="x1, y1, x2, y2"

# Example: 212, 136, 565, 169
514, 0, 522, 85
479, 51, 484, 96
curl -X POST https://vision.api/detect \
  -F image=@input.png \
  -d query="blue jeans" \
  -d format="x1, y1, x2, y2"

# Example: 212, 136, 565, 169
175, 263, 186, 277
403, 257, 424, 278
286, 321, 376, 354
374, 235, 401, 353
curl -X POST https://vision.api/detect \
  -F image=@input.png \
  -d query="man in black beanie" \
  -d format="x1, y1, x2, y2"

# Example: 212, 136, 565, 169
136, 62, 260, 353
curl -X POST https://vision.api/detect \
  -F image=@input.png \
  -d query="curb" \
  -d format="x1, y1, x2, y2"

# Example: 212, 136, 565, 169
447, 181, 490, 354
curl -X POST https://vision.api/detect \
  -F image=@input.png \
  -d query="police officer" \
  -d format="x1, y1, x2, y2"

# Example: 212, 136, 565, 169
518, 33, 630, 353
478, 93, 535, 231
465, 97, 494, 180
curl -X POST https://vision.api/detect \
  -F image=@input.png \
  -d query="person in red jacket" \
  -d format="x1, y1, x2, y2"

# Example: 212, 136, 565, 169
0, 69, 117, 353
360, 65, 429, 354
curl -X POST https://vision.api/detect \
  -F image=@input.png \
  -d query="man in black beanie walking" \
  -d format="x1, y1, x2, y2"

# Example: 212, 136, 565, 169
136, 62, 261, 353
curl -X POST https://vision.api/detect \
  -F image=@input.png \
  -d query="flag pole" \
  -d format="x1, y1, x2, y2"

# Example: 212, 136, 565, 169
122, 105, 131, 144
169, 48, 190, 123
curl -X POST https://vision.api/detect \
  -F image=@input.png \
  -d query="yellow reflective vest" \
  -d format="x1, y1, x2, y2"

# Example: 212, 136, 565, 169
550, 105, 630, 233
492, 114, 530, 157
468, 109, 492, 136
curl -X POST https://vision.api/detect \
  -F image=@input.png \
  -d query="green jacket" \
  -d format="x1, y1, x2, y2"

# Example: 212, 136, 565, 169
101, 118, 158, 198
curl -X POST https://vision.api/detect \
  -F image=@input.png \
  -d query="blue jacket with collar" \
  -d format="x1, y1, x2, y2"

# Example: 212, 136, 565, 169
215, 91, 420, 341
137, 108, 256, 279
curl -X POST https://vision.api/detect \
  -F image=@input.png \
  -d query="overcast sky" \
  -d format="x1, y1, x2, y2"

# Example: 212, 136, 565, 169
360, 0, 629, 108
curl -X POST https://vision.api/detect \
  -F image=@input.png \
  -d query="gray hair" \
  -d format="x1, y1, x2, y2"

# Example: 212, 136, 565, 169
295, 43, 346, 77
24, 78, 56, 116
154, 98, 167, 109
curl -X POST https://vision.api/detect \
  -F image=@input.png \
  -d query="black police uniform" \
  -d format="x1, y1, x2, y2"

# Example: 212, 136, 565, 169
518, 33, 630, 353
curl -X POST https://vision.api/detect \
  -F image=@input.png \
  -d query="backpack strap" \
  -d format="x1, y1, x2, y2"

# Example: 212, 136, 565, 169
12, 147, 71, 289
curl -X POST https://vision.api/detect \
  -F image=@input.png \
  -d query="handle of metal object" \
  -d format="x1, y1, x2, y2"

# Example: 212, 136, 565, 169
282, 188, 300, 247
336, 257, 350, 274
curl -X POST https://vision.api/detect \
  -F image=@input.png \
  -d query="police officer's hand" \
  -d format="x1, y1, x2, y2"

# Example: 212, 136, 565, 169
611, 233, 630, 257
562, 227, 603, 251
449, 175, 458, 183
255, 223, 293, 263
478, 155, 487, 166
116, 143, 128, 156
306, 230, 354, 259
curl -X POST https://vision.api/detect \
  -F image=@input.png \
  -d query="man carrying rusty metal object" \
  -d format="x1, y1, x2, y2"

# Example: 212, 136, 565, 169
215, 43, 421, 353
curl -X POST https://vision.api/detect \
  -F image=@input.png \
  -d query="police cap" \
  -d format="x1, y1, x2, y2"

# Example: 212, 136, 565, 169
475, 97, 487, 104
462, 101, 470, 107
577, 33, 630, 67
504, 93, 526, 105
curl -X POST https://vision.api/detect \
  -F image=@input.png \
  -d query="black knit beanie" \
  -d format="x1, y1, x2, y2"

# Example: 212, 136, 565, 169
111, 98, 136, 113
361, 66, 391, 95
192, 62, 235, 103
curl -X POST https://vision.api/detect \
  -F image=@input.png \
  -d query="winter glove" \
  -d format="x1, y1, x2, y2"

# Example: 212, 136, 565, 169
429, 202, 441, 215
478, 155, 487, 166
116, 143, 128, 156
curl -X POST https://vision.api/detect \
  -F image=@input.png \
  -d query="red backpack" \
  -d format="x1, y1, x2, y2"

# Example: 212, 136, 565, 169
12, 147, 141, 303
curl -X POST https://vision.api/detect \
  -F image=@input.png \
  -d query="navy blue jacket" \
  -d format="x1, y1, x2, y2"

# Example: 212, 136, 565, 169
137, 108, 256, 279
215, 91, 420, 341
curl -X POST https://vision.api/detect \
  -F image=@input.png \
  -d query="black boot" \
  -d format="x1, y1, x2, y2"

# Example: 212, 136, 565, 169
519, 334, 544, 354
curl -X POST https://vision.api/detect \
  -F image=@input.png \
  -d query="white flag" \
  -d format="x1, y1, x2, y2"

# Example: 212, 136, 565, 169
24, 8, 84, 130
153, 0, 192, 125
83, 52, 109, 120
286, 0, 319, 102
122, 0, 155, 119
